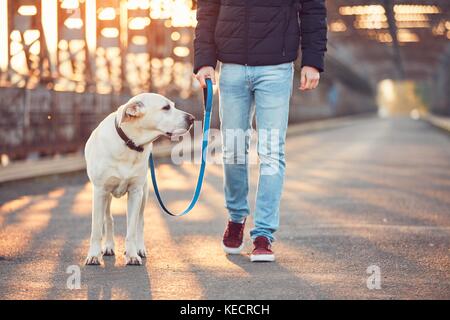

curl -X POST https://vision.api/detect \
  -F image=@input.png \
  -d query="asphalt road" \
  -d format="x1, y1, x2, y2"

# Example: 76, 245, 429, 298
1, 117, 449, 299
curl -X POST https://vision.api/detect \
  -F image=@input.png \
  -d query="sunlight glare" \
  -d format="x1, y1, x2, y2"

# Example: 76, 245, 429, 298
64, 17, 83, 29
173, 46, 189, 57
98, 7, 116, 20
61, 0, 79, 10
0, 0, 8, 72
42, 0, 58, 74
18, 5, 37, 16
128, 17, 151, 30
85, 0, 97, 56
101, 27, 119, 38
128, 0, 150, 10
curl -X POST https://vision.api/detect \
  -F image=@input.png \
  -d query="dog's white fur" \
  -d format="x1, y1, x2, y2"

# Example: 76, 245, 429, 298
84, 93, 194, 265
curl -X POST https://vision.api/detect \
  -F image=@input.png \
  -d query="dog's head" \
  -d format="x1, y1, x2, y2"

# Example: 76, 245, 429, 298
118, 93, 195, 138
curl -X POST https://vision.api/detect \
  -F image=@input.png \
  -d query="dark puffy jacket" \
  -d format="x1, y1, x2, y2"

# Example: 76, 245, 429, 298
193, 0, 327, 74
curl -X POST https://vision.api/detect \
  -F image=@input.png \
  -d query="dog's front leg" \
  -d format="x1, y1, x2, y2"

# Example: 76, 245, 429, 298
125, 188, 144, 265
102, 194, 115, 256
137, 180, 148, 258
86, 186, 108, 265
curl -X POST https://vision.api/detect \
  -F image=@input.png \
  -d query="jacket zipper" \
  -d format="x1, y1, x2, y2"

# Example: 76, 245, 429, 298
244, 1, 249, 65
283, 2, 293, 57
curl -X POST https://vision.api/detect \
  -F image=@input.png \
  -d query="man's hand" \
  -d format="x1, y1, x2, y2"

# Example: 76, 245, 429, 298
299, 66, 320, 91
194, 66, 216, 88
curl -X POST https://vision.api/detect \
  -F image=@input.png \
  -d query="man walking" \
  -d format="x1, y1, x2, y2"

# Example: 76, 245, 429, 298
193, 0, 327, 262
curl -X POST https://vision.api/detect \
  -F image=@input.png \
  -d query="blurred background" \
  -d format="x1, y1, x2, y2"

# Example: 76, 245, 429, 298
0, 0, 449, 163
0, 1, 450, 300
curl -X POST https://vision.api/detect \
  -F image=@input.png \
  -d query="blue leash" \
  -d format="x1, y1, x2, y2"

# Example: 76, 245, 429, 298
149, 78, 214, 217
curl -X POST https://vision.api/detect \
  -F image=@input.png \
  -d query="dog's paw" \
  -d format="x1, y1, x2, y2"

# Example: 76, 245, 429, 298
137, 247, 147, 258
85, 255, 102, 265
102, 246, 115, 256
125, 255, 142, 266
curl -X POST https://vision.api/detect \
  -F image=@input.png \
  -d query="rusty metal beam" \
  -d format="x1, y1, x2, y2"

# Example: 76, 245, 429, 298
383, 0, 405, 79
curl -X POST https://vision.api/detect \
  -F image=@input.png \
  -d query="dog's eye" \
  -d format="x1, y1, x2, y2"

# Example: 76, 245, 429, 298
162, 105, 171, 111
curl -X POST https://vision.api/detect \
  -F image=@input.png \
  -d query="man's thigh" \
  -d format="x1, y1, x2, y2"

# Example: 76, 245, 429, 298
219, 63, 254, 131
253, 63, 293, 132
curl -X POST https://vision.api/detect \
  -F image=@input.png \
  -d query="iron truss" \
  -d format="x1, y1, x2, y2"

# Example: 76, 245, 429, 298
0, 0, 197, 97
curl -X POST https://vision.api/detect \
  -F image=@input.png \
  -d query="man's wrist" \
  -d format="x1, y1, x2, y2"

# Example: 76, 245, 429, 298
199, 65, 215, 71
302, 65, 320, 73
194, 61, 217, 74
301, 52, 324, 73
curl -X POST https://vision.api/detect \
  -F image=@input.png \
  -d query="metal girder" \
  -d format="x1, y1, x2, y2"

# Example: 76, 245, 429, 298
383, 0, 405, 79
326, 0, 450, 80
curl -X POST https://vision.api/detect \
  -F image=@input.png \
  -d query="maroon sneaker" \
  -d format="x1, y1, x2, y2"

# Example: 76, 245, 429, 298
250, 236, 275, 262
222, 219, 246, 254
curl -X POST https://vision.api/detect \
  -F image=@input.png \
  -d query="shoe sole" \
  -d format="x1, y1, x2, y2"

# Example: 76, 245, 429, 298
250, 254, 275, 262
222, 242, 244, 254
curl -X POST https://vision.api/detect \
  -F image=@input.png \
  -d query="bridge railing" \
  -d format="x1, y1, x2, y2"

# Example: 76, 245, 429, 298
0, 86, 208, 161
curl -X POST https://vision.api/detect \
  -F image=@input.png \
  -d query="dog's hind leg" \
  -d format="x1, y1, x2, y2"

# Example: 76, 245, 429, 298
86, 186, 108, 265
137, 180, 148, 258
102, 194, 115, 256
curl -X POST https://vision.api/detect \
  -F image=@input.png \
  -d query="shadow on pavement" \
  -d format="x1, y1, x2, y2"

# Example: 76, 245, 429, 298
84, 256, 152, 300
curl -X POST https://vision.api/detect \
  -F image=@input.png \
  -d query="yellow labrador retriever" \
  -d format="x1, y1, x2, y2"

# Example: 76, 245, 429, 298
84, 93, 194, 265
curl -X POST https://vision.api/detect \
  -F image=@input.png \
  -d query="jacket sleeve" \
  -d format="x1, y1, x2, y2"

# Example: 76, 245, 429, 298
193, 0, 221, 74
298, 0, 328, 72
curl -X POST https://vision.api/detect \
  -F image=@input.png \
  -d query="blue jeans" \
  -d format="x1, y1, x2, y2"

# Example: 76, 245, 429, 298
219, 62, 294, 242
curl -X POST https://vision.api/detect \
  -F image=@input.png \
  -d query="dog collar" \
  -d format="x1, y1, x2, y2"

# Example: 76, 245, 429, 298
114, 118, 144, 153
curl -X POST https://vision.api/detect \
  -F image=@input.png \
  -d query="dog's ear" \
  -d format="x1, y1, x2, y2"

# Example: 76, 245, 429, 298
121, 101, 144, 123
